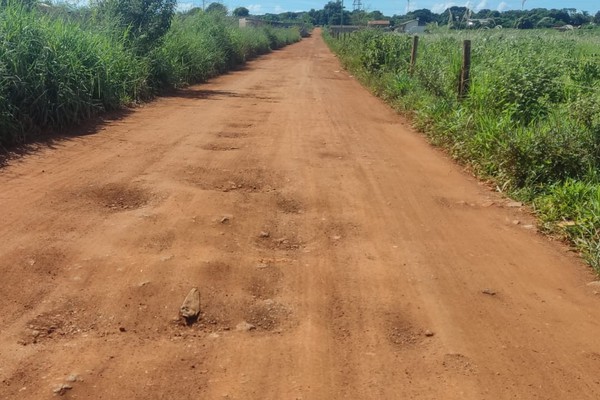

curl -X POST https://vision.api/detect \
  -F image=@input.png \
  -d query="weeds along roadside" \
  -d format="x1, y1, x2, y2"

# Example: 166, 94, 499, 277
325, 28, 600, 272
0, 2, 301, 147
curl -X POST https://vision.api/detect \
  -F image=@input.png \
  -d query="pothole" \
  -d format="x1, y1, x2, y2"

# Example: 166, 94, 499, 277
20, 302, 100, 345
201, 261, 233, 283
388, 323, 423, 346
227, 122, 253, 129
276, 195, 304, 214
442, 353, 478, 376
245, 300, 290, 331
244, 267, 283, 300
183, 167, 278, 193
201, 143, 240, 151
81, 183, 151, 211
256, 234, 304, 252
216, 131, 248, 139
139, 231, 176, 252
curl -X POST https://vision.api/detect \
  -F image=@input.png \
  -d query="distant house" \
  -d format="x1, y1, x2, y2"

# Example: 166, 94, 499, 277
239, 18, 265, 28
395, 19, 426, 34
466, 18, 495, 28
367, 20, 391, 29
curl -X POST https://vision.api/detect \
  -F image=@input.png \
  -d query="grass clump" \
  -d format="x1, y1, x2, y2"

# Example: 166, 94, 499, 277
326, 28, 600, 271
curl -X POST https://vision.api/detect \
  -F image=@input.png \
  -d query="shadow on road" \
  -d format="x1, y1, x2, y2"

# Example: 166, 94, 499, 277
0, 109, 133, 169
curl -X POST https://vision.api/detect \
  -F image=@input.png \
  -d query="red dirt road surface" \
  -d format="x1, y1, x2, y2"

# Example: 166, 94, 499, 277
1, 30, 600, 400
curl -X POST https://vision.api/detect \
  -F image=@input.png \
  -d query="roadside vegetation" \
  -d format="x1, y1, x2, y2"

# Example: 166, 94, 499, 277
0, 0, 300, 146
326, 28, 600, 271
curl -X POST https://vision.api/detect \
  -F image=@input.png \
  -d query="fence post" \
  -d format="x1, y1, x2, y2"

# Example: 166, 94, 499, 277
409, 35, 419, 74
458, 39, 471, 99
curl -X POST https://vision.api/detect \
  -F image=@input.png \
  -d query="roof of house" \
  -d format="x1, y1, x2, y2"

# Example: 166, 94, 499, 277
397, 19, 419, 26
367, 20, 391, 26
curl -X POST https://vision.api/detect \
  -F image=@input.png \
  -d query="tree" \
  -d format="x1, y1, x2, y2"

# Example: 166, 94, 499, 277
408, 8, 436, 23
515, 16, 534, 29
569, 12, 590, 26
594, 11, 600, 24
323, 1, 342, 25
101, 0, 176, 54
536, 16, 556, 28
232, 6, 249, 17
368, 10, 384, 20
206, 2, 227, 15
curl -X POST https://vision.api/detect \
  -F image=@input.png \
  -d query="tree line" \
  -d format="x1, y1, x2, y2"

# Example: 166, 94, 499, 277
253, 1, 600, 29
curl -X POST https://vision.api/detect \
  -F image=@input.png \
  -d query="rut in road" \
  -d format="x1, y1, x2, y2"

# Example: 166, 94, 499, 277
1, 29, 600, 400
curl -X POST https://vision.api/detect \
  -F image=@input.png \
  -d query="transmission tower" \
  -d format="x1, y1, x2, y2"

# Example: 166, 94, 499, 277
353, 0, 362, 11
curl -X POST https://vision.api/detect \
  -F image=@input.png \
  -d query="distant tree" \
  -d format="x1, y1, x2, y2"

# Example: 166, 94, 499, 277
595, 11, 600, 24
323, 1, 342, 24
232, 6, 249, 17
569, 12, 590, 26
206, 2, 227, 15
515, 16, 534, 29
350, 10, 368, 25
368, 10, 384, 20
547, 9, 570, 24
536, 16, 556, 28
407, 8, 436, 23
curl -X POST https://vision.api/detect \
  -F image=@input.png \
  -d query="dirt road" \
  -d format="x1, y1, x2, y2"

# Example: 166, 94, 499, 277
1, 30, 600, 400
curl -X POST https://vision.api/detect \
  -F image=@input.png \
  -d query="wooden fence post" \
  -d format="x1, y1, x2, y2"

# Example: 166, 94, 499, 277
458, 39, 471, 99
409, 35, 419, 74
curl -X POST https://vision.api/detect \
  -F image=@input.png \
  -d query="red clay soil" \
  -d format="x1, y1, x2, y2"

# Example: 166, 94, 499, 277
1, 30, 599, 399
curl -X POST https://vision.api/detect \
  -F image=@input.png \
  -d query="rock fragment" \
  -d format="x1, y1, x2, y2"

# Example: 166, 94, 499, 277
236, 321, 256, 332
482, 288, 497, 296
180, 287, 201, 323
53, 384, 72, 395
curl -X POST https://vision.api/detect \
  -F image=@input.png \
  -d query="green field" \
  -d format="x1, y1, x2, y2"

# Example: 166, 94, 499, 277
326, 28, 600, 271
0, 1, 300, 146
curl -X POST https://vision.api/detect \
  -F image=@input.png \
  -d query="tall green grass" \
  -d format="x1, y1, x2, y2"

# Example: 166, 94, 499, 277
151, 12, 300, 89
0, 2, 301, 146
327, 29, 600, 271
0, 3, 148, 142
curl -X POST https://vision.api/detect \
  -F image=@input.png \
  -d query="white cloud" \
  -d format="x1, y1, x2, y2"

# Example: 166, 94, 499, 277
246, 4, 262, 13
405, 1, 417, 13
177, 2, 195, 11
497, 1, 509, 11
475, 0, 488, 10
274, 5, 284, 13
431, 2, 455, 13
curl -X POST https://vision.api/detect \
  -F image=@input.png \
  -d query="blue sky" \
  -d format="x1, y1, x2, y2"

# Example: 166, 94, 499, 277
178, 0, 599, 15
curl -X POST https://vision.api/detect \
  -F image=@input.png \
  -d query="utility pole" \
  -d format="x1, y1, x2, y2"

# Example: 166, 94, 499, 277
353, 0, 362, 11
340, 0, 344, 26
202, 0, 206, 11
